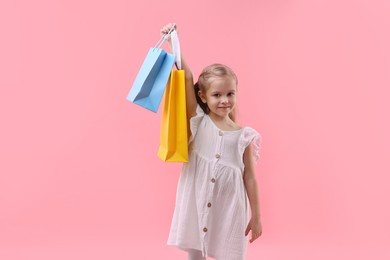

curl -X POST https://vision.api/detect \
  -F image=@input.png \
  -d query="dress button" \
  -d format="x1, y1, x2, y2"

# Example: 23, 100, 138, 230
219, 131, 223, 136
211, 178, 216, 183
203, 227, 208, 232
207, 202, 212, 207
215, 154, 220, 159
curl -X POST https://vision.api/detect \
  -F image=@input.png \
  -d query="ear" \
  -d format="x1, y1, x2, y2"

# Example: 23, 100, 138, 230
198, 90, 207, 104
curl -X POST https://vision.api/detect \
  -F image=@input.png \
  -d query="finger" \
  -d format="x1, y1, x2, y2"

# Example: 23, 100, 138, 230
164, 24, 173, 31
167, 23, 175, 30
250, 233, 259, 243
164, 23, 176, 33
250, 236, 256, 243
162, 26, 168, 33
245, 225, 251, 236
160, 25, 169, 34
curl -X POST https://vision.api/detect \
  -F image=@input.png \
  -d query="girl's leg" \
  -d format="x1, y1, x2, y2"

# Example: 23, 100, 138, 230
187, 249, 206, 260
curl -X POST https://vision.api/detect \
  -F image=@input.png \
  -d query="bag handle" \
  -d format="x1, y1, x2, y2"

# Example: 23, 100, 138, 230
154, 23, 176, 49
171, 30, 181, 70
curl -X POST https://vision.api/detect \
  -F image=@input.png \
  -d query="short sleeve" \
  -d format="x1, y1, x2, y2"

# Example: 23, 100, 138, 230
188, 104, 205, 144
239, 127, 262, 163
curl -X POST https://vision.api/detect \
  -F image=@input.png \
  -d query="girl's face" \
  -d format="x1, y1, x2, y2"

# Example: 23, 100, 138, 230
198, 77, 237, 119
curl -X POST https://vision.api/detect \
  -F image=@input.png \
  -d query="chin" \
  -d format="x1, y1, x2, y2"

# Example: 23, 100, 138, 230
214, 109, 231, 117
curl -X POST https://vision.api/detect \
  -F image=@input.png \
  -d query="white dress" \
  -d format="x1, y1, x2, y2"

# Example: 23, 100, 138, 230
167, 105, 262, 260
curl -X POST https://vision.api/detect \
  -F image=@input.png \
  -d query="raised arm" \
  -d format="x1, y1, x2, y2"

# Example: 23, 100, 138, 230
180, 53, 197, 119
160, 23, 197, 120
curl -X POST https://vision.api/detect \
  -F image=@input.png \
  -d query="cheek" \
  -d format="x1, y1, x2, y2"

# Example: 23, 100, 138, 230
207, 95, 217, 102
208, 98, 218, 105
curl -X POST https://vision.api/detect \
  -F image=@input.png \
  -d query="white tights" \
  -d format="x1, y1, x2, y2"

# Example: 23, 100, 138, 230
187, 249, 206, 260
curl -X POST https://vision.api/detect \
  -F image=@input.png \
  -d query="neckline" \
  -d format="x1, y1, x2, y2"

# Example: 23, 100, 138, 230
206, 114, 244, 133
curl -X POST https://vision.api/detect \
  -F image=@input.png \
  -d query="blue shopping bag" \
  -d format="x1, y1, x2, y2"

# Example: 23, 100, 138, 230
127, 26, 176, 112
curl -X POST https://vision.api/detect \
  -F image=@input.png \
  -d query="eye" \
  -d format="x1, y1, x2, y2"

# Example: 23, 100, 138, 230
213, 93, 221, 97
228, 92, 235, 96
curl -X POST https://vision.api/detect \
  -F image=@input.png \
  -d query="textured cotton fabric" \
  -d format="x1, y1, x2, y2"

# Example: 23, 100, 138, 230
167, 105, 262, 260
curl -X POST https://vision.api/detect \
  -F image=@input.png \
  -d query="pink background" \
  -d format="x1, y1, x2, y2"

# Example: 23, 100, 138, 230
1, 0, 389, 259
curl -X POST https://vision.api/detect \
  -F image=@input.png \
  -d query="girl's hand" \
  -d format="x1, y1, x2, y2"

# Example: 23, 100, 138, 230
160, 23, 177, 44
245, 218, 262, 243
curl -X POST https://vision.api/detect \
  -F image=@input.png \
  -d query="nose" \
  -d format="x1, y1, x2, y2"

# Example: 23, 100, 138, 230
221, 96, 228, 104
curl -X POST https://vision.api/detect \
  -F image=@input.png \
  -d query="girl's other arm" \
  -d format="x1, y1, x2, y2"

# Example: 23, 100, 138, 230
160, 23, 197, 119
243, 143, 263, 243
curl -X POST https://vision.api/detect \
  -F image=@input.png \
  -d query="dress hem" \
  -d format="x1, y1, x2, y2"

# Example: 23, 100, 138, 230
167, 242, 218, 259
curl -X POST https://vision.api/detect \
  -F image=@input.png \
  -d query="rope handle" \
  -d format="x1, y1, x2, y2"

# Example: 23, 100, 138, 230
154, 23, 176, 49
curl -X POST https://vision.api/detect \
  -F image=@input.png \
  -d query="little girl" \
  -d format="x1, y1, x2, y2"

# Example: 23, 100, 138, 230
161, 23, 263, 260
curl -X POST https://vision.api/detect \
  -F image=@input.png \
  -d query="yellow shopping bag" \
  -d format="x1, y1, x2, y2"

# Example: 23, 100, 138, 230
157, 70, 188, 162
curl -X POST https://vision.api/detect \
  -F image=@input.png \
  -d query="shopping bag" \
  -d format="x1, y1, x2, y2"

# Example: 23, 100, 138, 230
127, 25, 176, 112
157, 69, 188, 162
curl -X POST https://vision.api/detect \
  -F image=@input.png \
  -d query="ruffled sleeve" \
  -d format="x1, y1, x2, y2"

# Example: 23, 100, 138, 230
239, 127, 262, 164
188, 104, 206, 144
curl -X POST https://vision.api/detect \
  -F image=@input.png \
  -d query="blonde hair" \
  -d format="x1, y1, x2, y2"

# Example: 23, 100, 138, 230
194, 63, 238, 122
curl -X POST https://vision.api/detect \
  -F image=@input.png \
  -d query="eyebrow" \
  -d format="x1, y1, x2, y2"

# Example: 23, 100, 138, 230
210, 90, 236, 94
